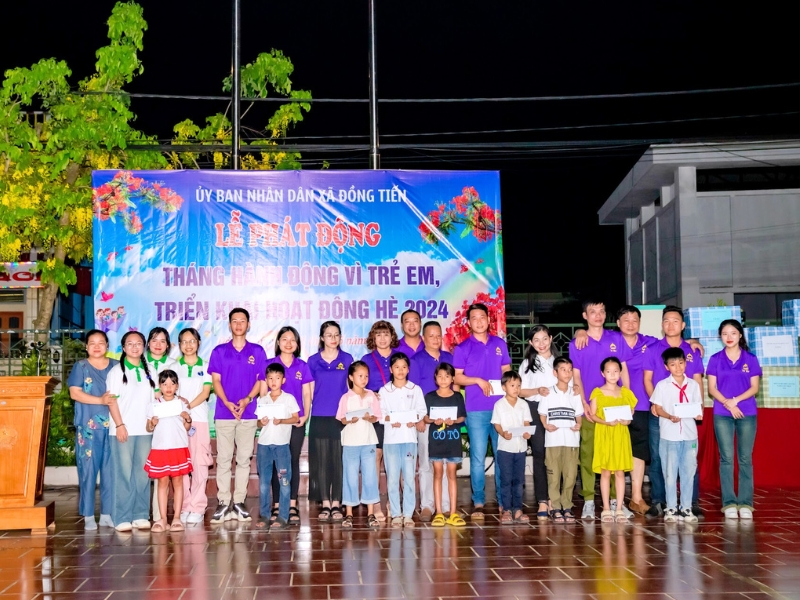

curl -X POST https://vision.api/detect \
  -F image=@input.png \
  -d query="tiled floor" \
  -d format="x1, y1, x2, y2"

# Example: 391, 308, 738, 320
2, 479, 800, 600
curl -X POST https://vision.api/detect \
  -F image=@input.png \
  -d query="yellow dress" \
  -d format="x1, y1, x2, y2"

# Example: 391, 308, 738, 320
591, 387, 638, 473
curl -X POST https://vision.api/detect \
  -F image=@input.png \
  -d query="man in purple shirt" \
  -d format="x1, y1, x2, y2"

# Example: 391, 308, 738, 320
569, 300, 632, 520
396, 309, 423, 358
643, 305, 704, 519
453, 303, 511, 519
409, 321, 455, 520
208, 308, 266, 523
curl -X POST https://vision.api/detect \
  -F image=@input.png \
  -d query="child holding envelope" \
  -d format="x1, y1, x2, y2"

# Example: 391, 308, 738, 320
590, 357, 638, 523
649, 347, 702, 523
255, 363, 300, 529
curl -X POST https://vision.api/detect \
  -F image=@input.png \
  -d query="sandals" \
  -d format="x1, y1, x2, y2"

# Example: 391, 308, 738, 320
367, 514, 380, 529
551, 509, 565, 523
256, 521, 269, 529
537, 509, 550, 521
470, 506, 485, 521
318, 507, 331, 522
391, 517, 404, 529
601, 510, 614, 523
169, 522, 184, 532
151, 522, 166, 533
373, 509, 386, 522
500, 510, 513, 525
330, 507, 344, 522
432, 513, 446, 527
269, 507, 280, 523
288, 506, 300, 526
446, 513, 467, 527
562, 510, 576, 523
342, 515, 353, 529
270, 518, 287, 530
514, 511, 530, 524
403, 517, 415, 528
615, 510, 628, 523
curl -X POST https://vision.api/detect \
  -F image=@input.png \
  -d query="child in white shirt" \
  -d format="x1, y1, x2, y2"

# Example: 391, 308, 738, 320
380, 352, 427, 528
255, 363, 299, 529
492, 371, 533, 524
650, 347, 703, 523
336, 361, 382, 529
537, 357, 583, 523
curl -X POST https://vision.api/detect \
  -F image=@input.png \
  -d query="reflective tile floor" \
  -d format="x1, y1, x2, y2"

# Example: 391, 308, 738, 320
3, 480, 800, 600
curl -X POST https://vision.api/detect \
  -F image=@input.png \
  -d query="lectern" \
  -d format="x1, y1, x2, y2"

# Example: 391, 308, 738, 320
0, 376, 57, 533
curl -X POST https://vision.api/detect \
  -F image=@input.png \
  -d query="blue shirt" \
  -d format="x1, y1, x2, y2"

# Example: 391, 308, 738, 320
396, 336, 422, 358
452, 334, 511, 412
208, 340, 267, 420
307, 350, 354, 417
569, 330, 633, 400
643, 338, 704, 394
624, 333, 659, 410
361, 350, 396, 392
67, 358, 119, 427
409, 348, 454, 395
266, 356, 313, 417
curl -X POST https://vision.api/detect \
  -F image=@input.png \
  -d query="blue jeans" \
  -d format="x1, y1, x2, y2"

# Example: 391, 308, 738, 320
650, 413, 701, 505
659, 438, 698, 511
497, 450, 526, 512
76, 420, 113, 517
342, 445, 379, 506
110, 435, 152, 525
466, 410, 501, 506
257, 443, 291, 523
384, 442, 417, 518
714, 415, 757, 511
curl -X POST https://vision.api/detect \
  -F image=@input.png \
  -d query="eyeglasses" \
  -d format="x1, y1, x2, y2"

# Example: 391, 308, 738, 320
125, 342, 144, 348
180, 339, 198, 345
323, 333, 341, 339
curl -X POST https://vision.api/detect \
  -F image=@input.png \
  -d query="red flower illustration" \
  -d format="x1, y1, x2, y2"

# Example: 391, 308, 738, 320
92, 171, 185, 234
418, 186, 501, 248
442, 286, 506, 351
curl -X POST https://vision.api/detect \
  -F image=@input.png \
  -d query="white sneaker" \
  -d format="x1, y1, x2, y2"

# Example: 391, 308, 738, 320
180, 512, 189, 523
99, 514, 114, 528
84, 517, 98, 531
724, 507, 739, 519
681, 508, 698, 523
115, 521, 132, 532
739, 507, 753, 519
187, 512, 204, 524
132, 519, 151, 530
610, 499, 634, 519
663, 508, 678, 523
581, 500, 595, 520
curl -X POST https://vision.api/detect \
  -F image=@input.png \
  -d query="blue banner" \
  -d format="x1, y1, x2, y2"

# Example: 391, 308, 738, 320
92, 170, 505, 358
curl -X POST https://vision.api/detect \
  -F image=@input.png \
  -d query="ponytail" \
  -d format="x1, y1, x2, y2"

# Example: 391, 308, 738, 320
120, 350, 129, 385
141, 357, 156, 389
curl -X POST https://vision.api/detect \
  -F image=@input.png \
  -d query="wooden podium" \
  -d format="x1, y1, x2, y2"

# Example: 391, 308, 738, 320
0, 376, 57, 533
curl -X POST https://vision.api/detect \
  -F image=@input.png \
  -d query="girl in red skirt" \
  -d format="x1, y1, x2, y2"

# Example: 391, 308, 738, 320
145, 369, 193, 532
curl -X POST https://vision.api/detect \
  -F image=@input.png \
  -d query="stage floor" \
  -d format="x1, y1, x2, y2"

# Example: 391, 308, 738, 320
3, 478, 800, 600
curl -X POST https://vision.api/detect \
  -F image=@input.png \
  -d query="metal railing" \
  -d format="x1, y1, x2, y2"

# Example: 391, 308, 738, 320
0, 329, 88, 384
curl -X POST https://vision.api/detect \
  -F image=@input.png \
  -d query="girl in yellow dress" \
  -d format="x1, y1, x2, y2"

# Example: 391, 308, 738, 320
590, 357, 638, 523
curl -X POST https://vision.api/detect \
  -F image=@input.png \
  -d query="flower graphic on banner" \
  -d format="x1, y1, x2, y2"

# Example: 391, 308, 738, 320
443, 286, 506, 350
419, 186, 502, 247
92, 171, 184, 234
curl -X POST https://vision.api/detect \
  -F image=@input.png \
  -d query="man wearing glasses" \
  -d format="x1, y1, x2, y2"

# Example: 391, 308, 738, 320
208, 308, 266, 522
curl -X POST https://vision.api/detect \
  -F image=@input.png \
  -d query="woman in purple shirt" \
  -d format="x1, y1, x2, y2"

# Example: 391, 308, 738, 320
707, 319, 761, 520
266, 326, 314, 525
307, 321, 353, 522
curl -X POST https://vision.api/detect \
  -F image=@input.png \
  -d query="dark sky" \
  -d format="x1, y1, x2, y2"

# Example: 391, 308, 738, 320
4, 0, 800, 309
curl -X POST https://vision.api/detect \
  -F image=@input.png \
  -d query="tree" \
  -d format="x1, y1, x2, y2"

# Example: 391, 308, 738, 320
1, 2, 311, 330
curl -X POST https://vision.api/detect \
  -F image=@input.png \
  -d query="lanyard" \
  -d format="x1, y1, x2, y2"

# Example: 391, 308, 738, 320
371, 351, 388, 386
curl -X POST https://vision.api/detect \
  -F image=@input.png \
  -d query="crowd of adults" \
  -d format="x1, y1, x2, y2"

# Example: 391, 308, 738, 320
68, 300, 760, 530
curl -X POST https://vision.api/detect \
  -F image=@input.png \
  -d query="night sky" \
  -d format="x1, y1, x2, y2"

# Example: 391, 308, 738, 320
4, 0, 800, 311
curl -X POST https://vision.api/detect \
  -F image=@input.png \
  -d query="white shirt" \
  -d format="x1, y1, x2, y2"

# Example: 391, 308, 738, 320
145, 399, 189, 450
491, 396, 533, 453
650, 375, 702, 441
519, 356, 573, 394
537, 386, 584, 448
256, 391, 300, 446
379, 382, 427, 446
173, 357, 213, 422
106, 362, 155, 437
336, 390, 382, 446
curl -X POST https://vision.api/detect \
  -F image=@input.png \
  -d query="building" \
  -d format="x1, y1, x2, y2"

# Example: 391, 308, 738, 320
598, 140, 800, 320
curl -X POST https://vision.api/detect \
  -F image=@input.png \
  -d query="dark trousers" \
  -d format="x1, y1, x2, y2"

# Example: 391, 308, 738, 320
526, 399, 548, 503
497, 450, 526, 512
272, 425, 304, 502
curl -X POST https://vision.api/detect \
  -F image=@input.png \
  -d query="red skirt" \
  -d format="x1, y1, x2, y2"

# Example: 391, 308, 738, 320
144, 447, 193, 478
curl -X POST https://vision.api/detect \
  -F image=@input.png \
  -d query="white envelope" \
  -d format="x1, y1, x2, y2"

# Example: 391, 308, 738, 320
429, 406, 458, 421
256, 402, 289, 421
389, 410, 419, 424
345, 407, 370, 420
603, 405, 633, 422
508, 425, 536, 437
153, 400, 184, 419
488, 379, 504, 395
673, 403, 702, 419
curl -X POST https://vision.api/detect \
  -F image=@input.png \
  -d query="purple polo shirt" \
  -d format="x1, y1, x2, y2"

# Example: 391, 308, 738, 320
307, 350, 354, 417
361, 351, 396, 392
452, 334, 511, 412
409, 348, 454, 395
569, 330, 633, 400
208, 340, 267, 420
706, 349, 761, 417
643, 338, 704, 394
625, 333, 659, 411
396, 336, 422, 358
266, 356, 313, 417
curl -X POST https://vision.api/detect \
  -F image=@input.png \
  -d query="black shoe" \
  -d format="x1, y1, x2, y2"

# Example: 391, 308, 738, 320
210, 501, 232, 523
691, 504, 705, 520
231, 502, 252, 521
645, 502, 664, 518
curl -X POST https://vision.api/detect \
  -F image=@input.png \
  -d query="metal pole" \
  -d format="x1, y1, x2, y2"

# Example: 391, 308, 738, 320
368, 0, 380, 169
232, 0, 241, 170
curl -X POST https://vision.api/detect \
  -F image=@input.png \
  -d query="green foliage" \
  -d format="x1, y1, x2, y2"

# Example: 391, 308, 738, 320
46, 387, 76, 467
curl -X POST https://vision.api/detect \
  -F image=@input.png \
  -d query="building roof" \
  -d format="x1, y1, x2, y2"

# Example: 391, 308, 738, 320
598, 140, 800, 224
